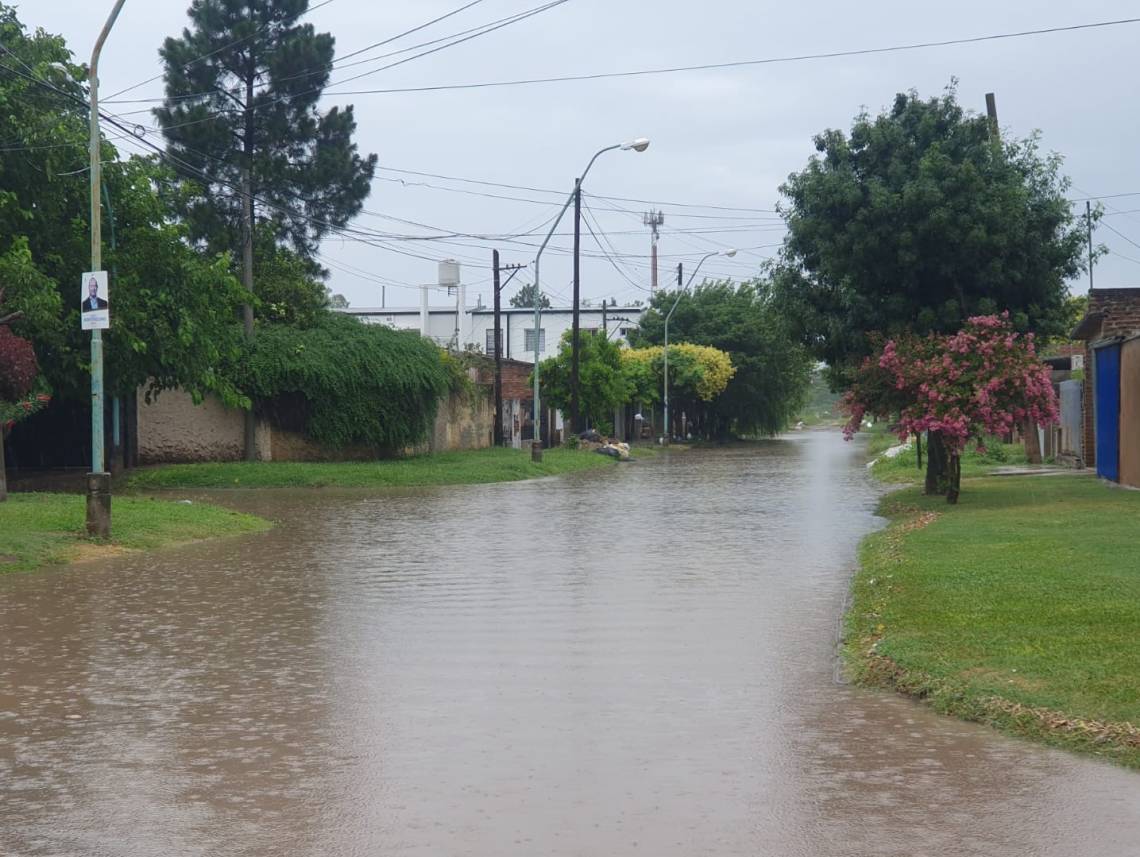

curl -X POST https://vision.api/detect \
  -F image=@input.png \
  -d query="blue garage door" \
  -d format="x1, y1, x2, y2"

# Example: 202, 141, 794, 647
1095, 343, 1121, 482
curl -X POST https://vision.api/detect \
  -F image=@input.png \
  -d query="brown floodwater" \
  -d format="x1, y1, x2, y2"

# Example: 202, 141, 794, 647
1, 432, 1137, 856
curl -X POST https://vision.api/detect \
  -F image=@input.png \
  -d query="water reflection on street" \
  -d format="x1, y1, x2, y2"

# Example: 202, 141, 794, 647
1, 432, 1137, 856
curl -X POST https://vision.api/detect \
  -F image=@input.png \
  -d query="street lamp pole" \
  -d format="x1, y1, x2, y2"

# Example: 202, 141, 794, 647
531, 137, 649, 461
663, 249, 735, 444
86, 0, 126, 538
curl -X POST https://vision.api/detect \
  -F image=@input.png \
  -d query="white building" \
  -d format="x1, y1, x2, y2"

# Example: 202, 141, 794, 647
340, 302, 646, 362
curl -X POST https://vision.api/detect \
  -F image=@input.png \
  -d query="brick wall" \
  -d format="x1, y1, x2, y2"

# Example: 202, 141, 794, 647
1078, 288, 1140, 468
476, 358, 533, 402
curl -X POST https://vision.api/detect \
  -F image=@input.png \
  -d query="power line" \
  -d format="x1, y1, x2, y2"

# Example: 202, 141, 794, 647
376, 165, 780, 213
1099, 221, 1140, 251
319, 16, 1140, 96
128, 1, 570, 128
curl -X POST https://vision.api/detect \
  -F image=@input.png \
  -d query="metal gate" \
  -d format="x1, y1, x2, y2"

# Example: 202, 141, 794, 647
1095, 342, 1121, 482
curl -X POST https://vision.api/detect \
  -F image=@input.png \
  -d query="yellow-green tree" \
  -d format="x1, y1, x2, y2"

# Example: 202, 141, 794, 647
622, 344, 735, 438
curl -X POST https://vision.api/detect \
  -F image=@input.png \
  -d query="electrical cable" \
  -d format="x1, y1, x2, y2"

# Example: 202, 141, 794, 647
319, 17, 1140, 96
102, 0, 341, 101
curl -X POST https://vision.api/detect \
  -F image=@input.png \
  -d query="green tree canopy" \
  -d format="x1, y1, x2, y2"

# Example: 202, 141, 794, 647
537, 331, 631, 434
156, 0, 377, 260
0, 5, 250, 406
776, 84, 1088, 385
509, 284, 550, 309
633, 280, 812, 437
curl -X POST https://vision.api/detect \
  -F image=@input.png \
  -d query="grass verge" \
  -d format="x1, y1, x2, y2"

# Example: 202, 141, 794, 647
846, 475, 1140, 768
867, 434, 1028, 484
0, 493, 270, 574
126, 446, 645, 490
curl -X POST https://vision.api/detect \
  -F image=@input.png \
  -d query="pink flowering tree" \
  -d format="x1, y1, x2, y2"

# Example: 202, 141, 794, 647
0, 290, 50, 502
843, 314, 1058, 503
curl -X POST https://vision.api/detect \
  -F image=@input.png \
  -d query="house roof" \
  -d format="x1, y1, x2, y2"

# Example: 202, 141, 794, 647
1071, 311, 1105, 340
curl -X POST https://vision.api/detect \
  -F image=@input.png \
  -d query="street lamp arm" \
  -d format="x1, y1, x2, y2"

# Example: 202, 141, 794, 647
531, 140, 647, 456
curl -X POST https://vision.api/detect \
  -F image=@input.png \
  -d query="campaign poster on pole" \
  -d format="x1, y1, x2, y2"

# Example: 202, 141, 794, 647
80, 271, 110, 330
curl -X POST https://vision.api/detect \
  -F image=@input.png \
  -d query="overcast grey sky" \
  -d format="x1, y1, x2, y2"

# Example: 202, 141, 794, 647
21, 0, 1140, 308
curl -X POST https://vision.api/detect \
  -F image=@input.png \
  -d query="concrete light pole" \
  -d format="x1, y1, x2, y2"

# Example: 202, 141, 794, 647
663, 249, 735, 444
86, 0, 127, 538
532, 137, 649, 461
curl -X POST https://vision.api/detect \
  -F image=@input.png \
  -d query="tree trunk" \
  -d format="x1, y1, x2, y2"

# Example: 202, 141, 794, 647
946, 451, 961, 504
1023, 419, 1042, 464
924, 431, 949, 496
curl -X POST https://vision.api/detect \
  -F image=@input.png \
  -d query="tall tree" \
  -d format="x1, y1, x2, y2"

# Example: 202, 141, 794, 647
156, 0, 377, 260
157, 0, 377, 456
776, 84, 1089, 386
633, 280, 812, 438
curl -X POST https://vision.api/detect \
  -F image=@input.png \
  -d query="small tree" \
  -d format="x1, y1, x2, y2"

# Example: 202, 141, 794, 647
843, 314, 1058, 503
537, 331, 630, 435
509, 284, 550, 309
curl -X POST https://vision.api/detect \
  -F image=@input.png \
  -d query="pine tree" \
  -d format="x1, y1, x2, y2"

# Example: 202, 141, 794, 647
156, 0, 377, 457
157, 0, 376, 260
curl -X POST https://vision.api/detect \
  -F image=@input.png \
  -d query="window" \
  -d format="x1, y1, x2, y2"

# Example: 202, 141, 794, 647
524, 328, 546, 353
485, 328, 502, 356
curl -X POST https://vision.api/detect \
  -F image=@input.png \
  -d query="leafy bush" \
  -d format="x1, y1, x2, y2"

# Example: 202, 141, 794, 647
239, 313, 454, 449
0, 326, 37, 401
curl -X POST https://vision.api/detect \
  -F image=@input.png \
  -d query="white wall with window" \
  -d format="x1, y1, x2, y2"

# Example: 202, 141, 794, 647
343, 304, 645, 364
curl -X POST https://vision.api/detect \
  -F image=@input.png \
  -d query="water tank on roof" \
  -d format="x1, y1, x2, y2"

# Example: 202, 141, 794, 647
438, 259, 460, 288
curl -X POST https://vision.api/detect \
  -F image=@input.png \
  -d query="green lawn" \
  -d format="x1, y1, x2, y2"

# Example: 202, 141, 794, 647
126, 446, 635, 490
0, 493, 270, 573
847, 474, 1140, 768
868, 435, 1029, 484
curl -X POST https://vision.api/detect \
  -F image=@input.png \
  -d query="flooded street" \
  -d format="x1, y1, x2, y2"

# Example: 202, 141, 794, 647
1, 431, 1137, 856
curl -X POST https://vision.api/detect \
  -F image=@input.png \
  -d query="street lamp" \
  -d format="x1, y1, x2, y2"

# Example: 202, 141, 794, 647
531, 137, 650, 461
662, 249, 736, 444
86, 0, 127, 539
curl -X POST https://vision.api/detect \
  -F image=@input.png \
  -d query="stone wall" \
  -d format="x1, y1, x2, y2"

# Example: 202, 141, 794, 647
136, 389, 271, 464
137, 385, 493, 463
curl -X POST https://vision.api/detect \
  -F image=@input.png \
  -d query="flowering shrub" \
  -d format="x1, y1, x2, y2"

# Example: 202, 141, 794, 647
843, 314, 1058, 501
0, 326, 37, 401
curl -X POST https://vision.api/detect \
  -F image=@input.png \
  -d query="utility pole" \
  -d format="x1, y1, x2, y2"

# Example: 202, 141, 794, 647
241, 12, 257, 462
86, 0, 126, 539
643, 210, 665, 289
570, 179, 583, 434
676, 262, 683, 287
602, 299, 608, 335
492, 251, 524, 447
1087, 200, 1095, 290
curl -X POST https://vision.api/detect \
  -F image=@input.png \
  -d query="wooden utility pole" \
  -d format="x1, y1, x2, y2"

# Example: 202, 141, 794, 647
492, 251, 524, 447
988, 91, 1042, 464
1087, 200, 1095, 290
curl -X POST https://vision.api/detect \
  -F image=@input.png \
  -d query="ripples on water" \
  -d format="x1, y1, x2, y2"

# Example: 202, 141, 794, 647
1, 433, 1137, 856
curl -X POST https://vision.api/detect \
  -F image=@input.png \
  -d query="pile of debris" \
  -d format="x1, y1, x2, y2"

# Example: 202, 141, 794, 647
577, 429, 632, 461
